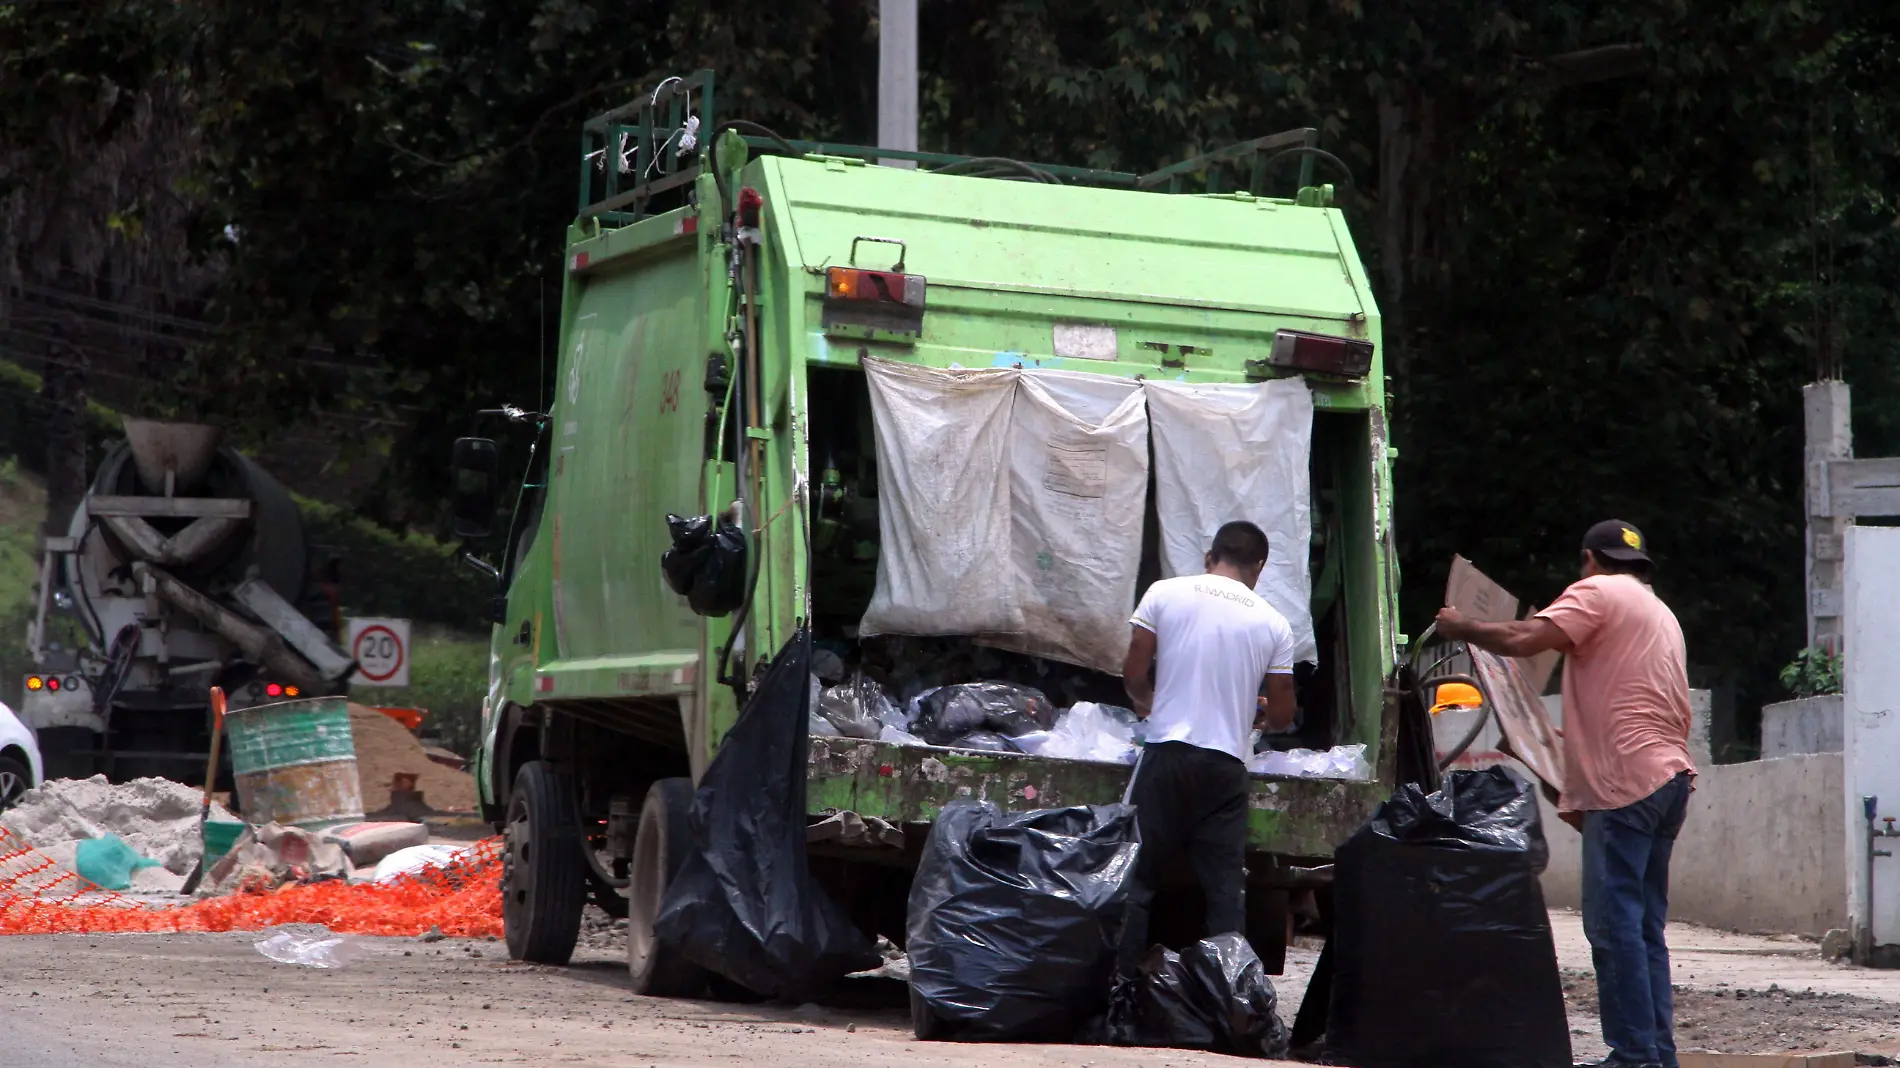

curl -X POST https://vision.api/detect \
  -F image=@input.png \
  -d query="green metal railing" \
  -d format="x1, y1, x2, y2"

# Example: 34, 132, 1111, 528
578, 69, 1336, 223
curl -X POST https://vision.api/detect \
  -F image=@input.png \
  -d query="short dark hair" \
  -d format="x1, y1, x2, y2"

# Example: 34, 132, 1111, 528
1209, 521, 1270, 568
1587, 549, 1654, 583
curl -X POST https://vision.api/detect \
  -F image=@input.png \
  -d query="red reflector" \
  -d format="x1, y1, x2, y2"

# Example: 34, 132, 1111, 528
825, 266, 926, 307
266, 682, 283, 697
1269, 329, 1374, 378
737, 187, 763, 228
675, 215, 698, 236
569, 251, 591, 272
45, 676, 59, 692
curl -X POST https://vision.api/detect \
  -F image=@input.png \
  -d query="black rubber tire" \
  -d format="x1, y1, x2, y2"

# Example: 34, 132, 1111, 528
502, 760, 587, 965
910, 982, 946, 1040
0, 756, 31, 812
627, 777, 710, 997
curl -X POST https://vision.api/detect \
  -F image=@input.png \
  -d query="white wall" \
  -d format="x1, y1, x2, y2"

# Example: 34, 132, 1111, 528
1762, 695, 1844, 758
1844, 526, 1900, 955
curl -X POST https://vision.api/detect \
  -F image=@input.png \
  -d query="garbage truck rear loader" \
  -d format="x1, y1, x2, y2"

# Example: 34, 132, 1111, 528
455, 71, 1414, 988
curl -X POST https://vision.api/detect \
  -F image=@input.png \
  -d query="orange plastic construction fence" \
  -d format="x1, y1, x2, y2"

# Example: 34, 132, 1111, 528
0, 827, 503, 937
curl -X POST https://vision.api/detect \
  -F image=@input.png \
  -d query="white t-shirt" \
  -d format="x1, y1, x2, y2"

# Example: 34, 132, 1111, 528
1130, 574, 1297, 762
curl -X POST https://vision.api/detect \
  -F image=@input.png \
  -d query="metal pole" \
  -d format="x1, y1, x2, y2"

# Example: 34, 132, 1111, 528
878, 0, 918, 169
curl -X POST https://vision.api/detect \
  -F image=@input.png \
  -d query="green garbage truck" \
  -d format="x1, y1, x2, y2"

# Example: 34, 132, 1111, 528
451, 70, 1419, 991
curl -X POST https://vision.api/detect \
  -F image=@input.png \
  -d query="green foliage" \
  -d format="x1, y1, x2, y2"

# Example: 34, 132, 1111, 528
297, 496, 490, 627
350, 629, 489, 758
1779, 646, 1843, 699
0, 360, 126, 481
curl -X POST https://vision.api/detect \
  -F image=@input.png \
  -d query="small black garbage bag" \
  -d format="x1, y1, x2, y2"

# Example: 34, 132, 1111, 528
907, 801, 1140, 1041
912, 681, 1057, 744
652, 628, 878, 996
1327, 766, 1570, 1068
660, 513, 747, 617
1109, 934, 1291, 1058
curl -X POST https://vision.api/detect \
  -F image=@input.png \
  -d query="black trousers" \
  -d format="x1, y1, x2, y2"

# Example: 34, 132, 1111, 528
1118, 740, 1251, 972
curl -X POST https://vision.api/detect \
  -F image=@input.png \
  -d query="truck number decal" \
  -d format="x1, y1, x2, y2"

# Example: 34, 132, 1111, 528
659, 369, 683, 413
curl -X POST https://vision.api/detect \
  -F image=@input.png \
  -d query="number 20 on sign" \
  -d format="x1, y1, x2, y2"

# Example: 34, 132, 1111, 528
347, 617, 412, 688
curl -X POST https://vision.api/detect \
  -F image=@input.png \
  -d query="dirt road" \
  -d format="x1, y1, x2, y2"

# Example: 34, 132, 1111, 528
4, 911, 1898, 1067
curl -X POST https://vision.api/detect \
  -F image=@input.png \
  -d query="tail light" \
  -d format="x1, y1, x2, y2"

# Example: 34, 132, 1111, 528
1270, 329, 1374, 378
265, 682, 283, 697
285, 685, 301, 697
825, 267, 925, 307
26, 675, 44, 691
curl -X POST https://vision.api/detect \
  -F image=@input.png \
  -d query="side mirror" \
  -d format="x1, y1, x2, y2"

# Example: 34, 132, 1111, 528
450, 437, 501, 541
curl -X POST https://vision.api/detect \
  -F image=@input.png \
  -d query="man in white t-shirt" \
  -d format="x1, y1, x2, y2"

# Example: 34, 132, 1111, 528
1118, 520, 1297, 972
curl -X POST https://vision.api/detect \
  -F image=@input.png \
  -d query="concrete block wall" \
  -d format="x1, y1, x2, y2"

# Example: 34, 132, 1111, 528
1536, 753, 1847, 936
1762, 695, 1844, 758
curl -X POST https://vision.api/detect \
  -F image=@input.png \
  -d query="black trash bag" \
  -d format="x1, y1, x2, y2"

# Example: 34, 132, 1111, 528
908, 801, 1140, 1041
1327, 766, 1569, 1068
652, 628, 879, 996
942, 730, 1020, 753
913, 682, 1056, 744
660, 513, 747, 617
1108, 934, 1290, 1059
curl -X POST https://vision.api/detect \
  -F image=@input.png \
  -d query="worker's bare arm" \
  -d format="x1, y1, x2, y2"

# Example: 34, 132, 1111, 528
1259, 673, 1297, 732
1434, 607, 1573, 657
1123, 625, 1158, 718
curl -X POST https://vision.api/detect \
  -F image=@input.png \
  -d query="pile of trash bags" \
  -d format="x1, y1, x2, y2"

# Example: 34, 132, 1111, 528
808, 672, 1145, 762
906, 799, 1289, 1058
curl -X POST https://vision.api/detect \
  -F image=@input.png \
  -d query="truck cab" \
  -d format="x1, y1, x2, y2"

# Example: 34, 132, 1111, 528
454, 70, 1411, 990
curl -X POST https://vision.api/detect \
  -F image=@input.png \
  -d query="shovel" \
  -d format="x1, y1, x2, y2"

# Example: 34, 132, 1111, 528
179, 686, 228, 896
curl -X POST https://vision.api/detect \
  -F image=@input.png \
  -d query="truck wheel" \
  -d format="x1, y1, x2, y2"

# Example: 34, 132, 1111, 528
627, 777, 709, 997
502, 760, 586, 964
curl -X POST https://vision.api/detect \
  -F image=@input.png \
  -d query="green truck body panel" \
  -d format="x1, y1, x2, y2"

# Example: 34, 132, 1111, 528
477, 136, 1399, 863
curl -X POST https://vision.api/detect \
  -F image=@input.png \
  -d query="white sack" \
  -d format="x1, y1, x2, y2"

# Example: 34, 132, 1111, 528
860, 358, 1023, 637
981, 371, 1148, 673
1146, 378, 1317, 663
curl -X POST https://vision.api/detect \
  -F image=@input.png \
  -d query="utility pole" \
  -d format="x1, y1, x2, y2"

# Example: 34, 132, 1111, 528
878, 0, 918, 169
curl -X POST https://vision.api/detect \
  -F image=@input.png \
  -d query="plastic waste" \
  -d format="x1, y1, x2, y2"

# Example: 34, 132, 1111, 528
1109, 934, 1290, 1059
660, 512, 747, 617
1326, 767, 1569, 1068
1036, 701, 1139, 764
371, 843, 470, 884
653, 628, 879, 996
941, 730, 1018, 753
912, 681, 1056, 745
817, 673, 896, 740
908, 801, 1141, 1042
878, 723, 926, 747
1248, 743, 1371, 780
73, 834, 161, 891
255, 929, 368, 969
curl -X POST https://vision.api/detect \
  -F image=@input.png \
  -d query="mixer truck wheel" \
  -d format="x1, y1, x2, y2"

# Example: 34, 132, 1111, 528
627, 777, 711, 997
502, 761, 586, 964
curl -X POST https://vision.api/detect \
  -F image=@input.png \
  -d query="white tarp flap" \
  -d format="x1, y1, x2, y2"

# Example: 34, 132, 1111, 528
859, 358, 1023, 637
982, 371, 1149, 673
1146, 379, 1317, 663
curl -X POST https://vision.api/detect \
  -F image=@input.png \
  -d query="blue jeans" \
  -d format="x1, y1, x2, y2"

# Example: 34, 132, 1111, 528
1581, 771, 1692, 1067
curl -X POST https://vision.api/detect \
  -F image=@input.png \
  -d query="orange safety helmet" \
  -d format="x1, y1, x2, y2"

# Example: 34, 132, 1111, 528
1428, 681, 1485, 716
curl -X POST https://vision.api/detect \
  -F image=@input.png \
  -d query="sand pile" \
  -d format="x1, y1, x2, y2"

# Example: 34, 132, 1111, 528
0, 775, 233, 879
348, 704, 479, 813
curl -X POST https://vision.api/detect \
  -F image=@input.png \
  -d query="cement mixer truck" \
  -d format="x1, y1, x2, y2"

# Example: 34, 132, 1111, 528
19, 419, 355, 783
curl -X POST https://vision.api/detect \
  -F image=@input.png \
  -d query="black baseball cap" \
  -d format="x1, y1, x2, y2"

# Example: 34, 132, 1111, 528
1582, 519, 1652, 565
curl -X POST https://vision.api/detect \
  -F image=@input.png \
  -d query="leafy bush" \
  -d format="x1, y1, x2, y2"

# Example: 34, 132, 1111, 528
1779, 646, 1843, 699
298, 495, 490, 627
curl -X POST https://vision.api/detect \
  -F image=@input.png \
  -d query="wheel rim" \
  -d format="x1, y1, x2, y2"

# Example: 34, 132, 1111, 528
0, 770, 22, 810
627, 801, 665, 976
503, 791, 535, 941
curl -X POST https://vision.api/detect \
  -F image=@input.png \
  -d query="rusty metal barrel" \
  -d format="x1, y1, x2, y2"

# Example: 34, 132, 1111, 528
224, 696, 364, 829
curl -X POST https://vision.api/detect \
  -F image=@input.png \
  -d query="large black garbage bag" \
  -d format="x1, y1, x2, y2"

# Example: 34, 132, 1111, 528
912, 681, 1057, 744
908, 801, 1140, 1041
1109, 934, 1291, 1058
1328, 766, 1569, 1068
660, 513, 747, 617
652, 628, 878, 996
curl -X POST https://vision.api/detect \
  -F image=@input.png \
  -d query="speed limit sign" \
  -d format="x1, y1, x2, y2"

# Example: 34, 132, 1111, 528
347, 617, 411, 688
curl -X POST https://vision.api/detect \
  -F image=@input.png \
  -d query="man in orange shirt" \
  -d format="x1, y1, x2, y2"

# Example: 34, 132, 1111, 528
1436, 520, 1695, 1068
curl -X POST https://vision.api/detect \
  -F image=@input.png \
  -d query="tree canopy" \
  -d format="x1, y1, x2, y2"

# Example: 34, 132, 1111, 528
5, 0, 1898, 745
